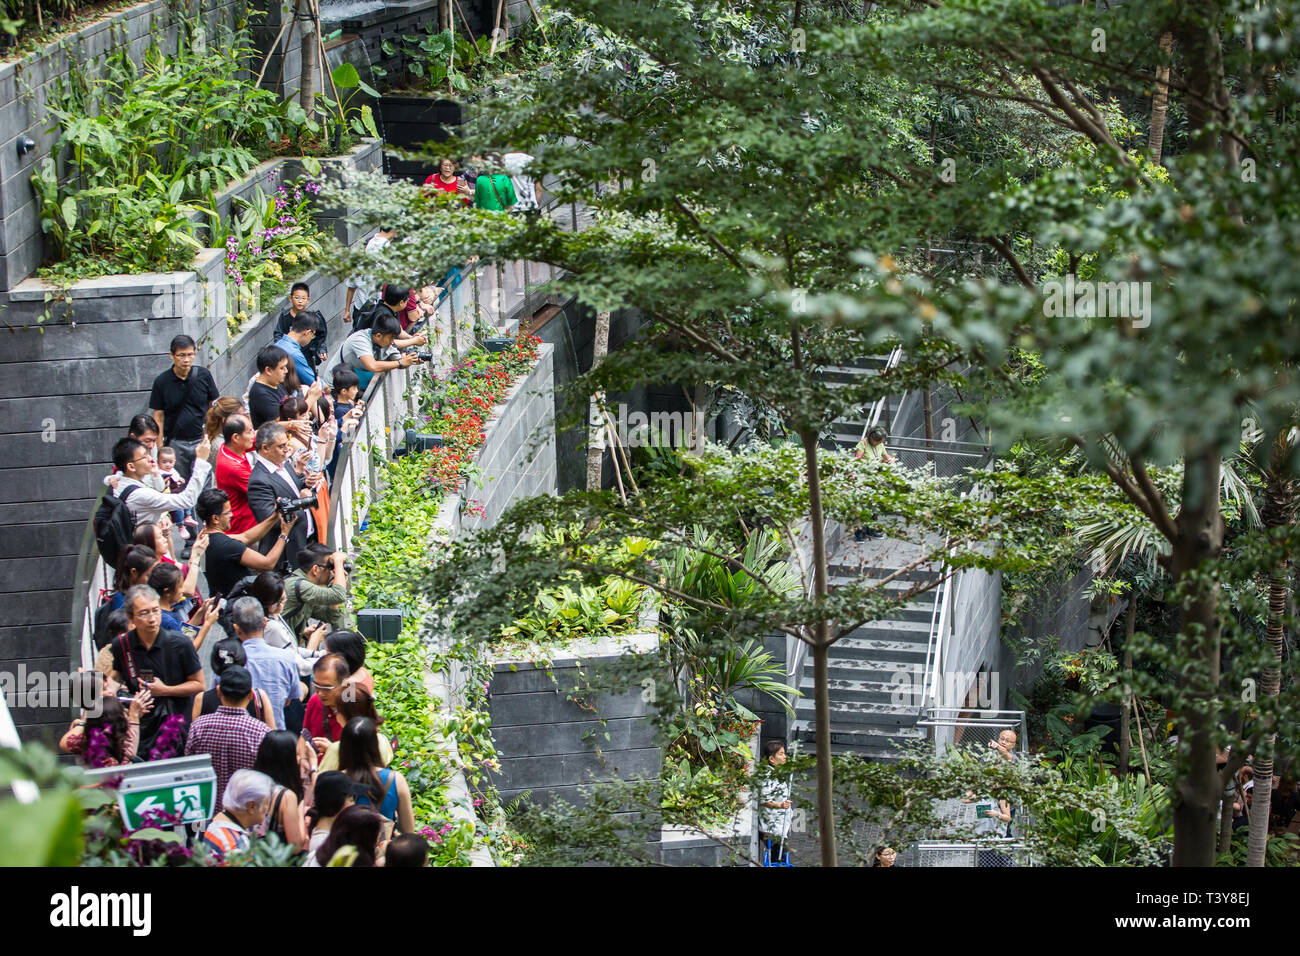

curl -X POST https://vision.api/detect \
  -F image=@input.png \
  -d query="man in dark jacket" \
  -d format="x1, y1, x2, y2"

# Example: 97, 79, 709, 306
246, 422, 315, 572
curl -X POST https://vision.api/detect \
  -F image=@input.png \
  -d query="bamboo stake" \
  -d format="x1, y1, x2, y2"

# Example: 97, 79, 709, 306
1132, 695, 1153, 784
452, 0, 478, 43
255, 14, 293, 89
603, 408, 639, 497
489, 0, 505, 57
522, 0, 548, 43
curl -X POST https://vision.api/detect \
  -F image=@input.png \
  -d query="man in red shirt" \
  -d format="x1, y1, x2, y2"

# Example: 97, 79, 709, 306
215, 414, 257, 533
304, 653, 351, 756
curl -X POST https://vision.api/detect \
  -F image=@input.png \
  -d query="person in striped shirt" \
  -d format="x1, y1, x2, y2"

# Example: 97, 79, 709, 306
202, 769, 275, 860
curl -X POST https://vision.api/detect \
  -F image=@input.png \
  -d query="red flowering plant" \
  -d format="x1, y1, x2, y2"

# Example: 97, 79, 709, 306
416, 332, 540, 494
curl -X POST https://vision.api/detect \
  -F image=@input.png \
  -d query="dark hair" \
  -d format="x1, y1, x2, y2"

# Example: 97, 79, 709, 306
169, 334, 196, 354
324, 630, 366, 675
82, 695, 130, 765
372, 314, 402, 339
384, 285, 411, 307
222, 414, 251, 444
132, 521, 162, 550
280, 395, 309, 421
763, 739, 786, 760
315, 805, 381, 867
249, 571, 285, 612
384, 833, 428, 867
147, 561, 183, 603
254, 730, 304, 800
313, 652, 350, 684
297, 543, 333, 573
290, 312, 316, 333
128, 414, 160, 438
255, 421, 287, 452
96, 608, 130, 650
112, 436, 145, 473
256, 345, 290, 374
210, 637, 246, 676
338, 717, 385, 805
867, 425, 887, 443
331, 367, 360, 395
113, 545, 157, 593
337, 684, 383, 728
196, 488, 229, 524
291, 281, 310, 296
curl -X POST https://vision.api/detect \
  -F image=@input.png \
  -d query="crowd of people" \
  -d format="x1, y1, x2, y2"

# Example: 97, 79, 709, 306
67, 151, 544, 864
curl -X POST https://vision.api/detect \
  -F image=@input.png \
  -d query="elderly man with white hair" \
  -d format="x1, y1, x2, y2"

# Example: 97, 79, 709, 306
201, 768, 275, 859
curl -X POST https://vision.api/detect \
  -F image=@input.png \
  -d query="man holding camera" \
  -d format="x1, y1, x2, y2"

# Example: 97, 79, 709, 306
341, 313, 428, 393
247, 422, 316, 572
282, 543, 352, 639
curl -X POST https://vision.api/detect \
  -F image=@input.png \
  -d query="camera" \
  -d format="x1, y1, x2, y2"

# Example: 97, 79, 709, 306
276, 493, 318, 517
403, 347, 433, 363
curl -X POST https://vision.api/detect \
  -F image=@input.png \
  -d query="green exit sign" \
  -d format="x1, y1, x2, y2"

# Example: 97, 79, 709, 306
120, 779, 216, 829
82, 754, 218, 831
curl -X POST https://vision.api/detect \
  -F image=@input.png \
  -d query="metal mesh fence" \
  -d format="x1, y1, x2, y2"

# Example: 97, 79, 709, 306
910, 842, 1031, 867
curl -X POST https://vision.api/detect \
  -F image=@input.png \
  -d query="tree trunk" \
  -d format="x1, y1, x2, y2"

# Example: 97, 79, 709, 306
1248, 433, 1295, 865
298, 0, 318, 119
1118, 597, 1135, 772
810, 638, 835, 866
585, 310, 611, 492
1219, 780, 1235, 854
1169, 450, 1224, 867
1148, 32, 1174, 164
791, 314, 836, 866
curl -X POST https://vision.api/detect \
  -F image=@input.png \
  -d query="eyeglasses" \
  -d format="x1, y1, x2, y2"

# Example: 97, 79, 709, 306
133, 608, 162, 618
131, 455, 152, 465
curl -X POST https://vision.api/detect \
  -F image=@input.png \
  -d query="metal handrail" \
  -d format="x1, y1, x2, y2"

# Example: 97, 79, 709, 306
67, 193, 584, 679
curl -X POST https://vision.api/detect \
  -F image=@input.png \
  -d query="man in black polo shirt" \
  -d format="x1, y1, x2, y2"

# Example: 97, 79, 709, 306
149, 335, 219, 482
272, 282, 328, 372
108, 584, 204, 757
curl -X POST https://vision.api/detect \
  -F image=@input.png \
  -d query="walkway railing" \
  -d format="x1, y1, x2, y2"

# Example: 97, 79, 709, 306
67, 189, 586, 676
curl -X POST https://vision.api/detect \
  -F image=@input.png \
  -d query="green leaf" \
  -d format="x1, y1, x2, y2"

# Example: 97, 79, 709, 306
60, 197, 77, 229
331, 62, 361, 89
0, 793, 84, 866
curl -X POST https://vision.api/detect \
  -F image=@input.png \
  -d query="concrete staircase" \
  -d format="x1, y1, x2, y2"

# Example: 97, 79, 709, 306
790, 545, 942, 760
818, 355, 903, 453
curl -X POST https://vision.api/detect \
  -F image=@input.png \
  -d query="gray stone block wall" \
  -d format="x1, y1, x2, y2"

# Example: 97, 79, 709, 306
944, 568, 1003, 708
0, 0, 247, 291
485, 635, 663, 835
1002, 564, 1094, 696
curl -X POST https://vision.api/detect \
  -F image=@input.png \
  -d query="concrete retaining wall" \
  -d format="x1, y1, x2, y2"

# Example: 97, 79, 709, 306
484, 632, 663, 837
0, 0, 247, 292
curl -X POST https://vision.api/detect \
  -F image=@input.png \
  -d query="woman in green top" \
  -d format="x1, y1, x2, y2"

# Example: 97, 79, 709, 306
854, 425, 895, 540
472, 153, 518, 211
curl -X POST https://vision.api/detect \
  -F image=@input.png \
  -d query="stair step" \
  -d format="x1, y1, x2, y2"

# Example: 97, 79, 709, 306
826, 659, 926, 680
794, 699, 920, 727
817, 678, 925, 705
789, 720, 925, 758
808, 636, 928, 664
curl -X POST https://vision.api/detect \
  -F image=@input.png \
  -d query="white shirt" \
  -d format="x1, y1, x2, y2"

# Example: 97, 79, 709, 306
348, 234, 392, 307
117, 457, 213, 525
503, 152, 539, 210
254, 453, 314, 538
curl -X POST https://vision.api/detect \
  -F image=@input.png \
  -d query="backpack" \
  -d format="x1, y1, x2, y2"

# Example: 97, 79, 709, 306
352, 295, 388, 334
216, 575, 259, 635
94, 485, 138, 570
92, 595, 120, 650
